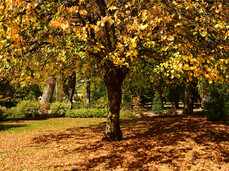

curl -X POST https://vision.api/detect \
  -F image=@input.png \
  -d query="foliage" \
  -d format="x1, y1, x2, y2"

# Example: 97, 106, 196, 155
0, 105, 5, 121
14, 84, 42, 102
203, 83, 229, 121
50, 101, 71, 117
16, 100, 41, 117
90, 78, 108, 105
163, 108, 178, 116
2, 107, 20, 118
132, 96, 143, 115
123, 59, 154, 104
65, 108, 107, 118
120, 110, 139, 119
1, 0, 228, 89
167, 83, 185, 105
92, 97, 108, 109
39, 103, 50, 115
0, 77, 14, 101
152, 91, 163, 114
71, 102, 87, 109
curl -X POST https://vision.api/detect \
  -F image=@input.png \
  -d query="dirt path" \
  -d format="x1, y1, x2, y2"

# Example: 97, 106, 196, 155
143, 109, 204, 117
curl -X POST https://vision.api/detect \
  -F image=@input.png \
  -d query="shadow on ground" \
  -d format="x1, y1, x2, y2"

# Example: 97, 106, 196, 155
0, 123, 27, 131
31, 115, 229, 170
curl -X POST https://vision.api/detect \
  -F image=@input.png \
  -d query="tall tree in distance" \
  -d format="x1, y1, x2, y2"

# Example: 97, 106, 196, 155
63, 72, 76, 104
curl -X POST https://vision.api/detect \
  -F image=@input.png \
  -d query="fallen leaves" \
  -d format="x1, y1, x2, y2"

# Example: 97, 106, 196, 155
0, 116, 228, 170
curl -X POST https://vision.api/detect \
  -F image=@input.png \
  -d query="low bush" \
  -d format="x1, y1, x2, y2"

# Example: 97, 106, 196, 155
50, 101, 72, 116
0, 106, 5, 121
16, 100, 40, 117
163, 108, 177, 116
3, 108, 22, 118
203, 83, 229, 121
66, 108, 107, 118
120, 110, 139, 118
71, 102, 87, 109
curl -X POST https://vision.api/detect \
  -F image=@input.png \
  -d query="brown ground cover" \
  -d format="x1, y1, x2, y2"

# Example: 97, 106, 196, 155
0, 115, 228, 170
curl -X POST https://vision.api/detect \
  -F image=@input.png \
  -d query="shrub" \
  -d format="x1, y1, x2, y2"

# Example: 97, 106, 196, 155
152, 91, 163, 114
120, 110, 139, 118
66, 108, 107, 118
50, 101, 71, 116
94, 98, 108, 108
71, 102, 87, 109
163, 108, 177, 116
0, 106, 5, 121
3, 107, 23, 118
16, 100, 40, 117
39, 103, 50, 115
203, 83, 229, 121
132, 96, 143, 115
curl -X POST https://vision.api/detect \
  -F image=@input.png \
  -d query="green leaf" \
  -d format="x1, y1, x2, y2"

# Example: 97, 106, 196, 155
2, 25, 7, 32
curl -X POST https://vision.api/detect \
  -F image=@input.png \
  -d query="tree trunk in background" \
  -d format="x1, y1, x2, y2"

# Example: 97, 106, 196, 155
41, 77, 56, 105
57, 85, 63, 101
158, 87, 164, 108
174, 95, 180, 109
85, 79, 91, 108
183, 82, 196, 115
63, 72, 76, 104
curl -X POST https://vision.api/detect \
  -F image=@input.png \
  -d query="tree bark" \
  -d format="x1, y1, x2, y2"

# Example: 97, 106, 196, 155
63, 72, 76, 104
85, 79, 91, 108
183, 82, 195, 115
174, 94, 180, 109
158, 86, 164, 108
98, 61, 129, 141
57, 84, 63, 101
41, 77, 56, 105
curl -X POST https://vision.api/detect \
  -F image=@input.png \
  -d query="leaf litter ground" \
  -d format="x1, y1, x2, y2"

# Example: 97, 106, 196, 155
0, 115, 228, 170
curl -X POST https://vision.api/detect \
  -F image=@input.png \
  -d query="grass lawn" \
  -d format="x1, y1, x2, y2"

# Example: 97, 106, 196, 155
0, 116, 228, 170
163, 104, 184, 108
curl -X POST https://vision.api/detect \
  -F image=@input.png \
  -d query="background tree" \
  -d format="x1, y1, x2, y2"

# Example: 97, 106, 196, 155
152, 91, 163, 114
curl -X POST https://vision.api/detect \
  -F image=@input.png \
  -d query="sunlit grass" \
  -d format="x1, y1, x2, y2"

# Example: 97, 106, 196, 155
0, 118, 106, 133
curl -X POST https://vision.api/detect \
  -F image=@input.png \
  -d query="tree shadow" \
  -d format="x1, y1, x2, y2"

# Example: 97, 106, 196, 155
30, 115, 229, 170
4, 116, 50, 122
0, 123, 27, 131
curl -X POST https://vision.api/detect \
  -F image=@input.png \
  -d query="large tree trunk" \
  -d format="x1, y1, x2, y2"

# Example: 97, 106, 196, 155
41, 77, 56, 105
98, 62, 128, 141
85, 79, 91, 108
63, 72, 76, 104
183, 82, 196, 115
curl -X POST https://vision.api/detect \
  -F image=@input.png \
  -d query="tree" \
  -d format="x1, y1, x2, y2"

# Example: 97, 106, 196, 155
41, 77, 56, 105
152, 91, 163, 114
1, 0, 228, 141
0, 76, 14, 101
63, 72, 76, 104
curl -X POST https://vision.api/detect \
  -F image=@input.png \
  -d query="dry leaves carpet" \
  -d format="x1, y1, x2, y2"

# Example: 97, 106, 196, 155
0, 116, 228, 170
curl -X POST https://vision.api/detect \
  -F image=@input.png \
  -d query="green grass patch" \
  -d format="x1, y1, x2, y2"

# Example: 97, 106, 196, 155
0, 117, 106, 133
163, 104, 184, 108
